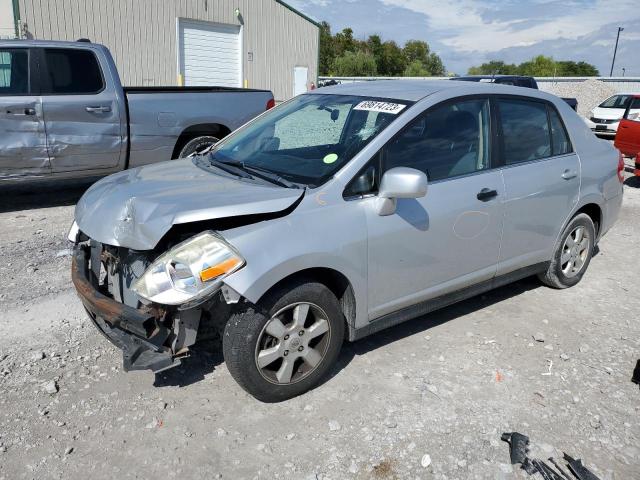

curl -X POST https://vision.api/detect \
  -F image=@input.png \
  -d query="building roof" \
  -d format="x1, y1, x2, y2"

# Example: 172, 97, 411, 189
274, 0, 320, 28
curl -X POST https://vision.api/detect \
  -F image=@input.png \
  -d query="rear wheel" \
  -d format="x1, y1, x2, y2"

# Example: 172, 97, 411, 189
223, 281, 344, 402
538, 213, 595, 289
177, 135, 219, 158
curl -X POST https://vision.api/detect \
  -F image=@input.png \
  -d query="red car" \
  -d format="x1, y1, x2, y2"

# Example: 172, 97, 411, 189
614, 95, 640, 176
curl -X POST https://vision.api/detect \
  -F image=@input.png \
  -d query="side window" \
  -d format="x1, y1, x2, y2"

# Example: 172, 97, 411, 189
0, 49, 29, 95
548, 107, 572, 155
625, 97, 640, 122
383, 98, 491, 182
41, 48, 104, 94
498, 99, 551, 164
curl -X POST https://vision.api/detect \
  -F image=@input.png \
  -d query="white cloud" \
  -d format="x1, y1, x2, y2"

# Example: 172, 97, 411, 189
380, 0, 638, 53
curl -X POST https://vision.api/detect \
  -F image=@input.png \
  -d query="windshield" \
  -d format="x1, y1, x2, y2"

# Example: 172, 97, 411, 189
599, 94, 633, 109
206, 94, 412, 187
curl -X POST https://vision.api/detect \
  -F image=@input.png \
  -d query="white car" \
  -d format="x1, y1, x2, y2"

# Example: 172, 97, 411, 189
585, 93, 639, 137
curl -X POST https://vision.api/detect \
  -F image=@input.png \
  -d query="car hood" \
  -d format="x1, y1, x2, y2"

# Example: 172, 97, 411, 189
591, 107, 624, 120
75, 159, 304, 250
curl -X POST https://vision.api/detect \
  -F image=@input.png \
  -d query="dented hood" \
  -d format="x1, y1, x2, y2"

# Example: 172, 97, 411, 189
74, 159, 304, 250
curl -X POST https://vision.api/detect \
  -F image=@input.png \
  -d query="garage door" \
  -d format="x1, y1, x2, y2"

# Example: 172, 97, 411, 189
179, 20, 241, 87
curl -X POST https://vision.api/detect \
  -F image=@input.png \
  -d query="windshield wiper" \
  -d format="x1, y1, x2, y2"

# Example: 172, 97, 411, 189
207, 157, 253, 179
210, 156, 302, 189
240, 164, 303, 189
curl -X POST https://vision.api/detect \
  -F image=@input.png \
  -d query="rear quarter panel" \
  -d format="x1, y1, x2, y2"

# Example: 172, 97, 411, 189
126, 90, 272, 167
559, 99, 623, 236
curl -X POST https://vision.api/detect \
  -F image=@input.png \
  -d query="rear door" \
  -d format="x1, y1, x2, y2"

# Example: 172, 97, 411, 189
614, 96, 640, 156
39, 47, 123, 172
496, 97, 579, 274
0, 47, 50, 176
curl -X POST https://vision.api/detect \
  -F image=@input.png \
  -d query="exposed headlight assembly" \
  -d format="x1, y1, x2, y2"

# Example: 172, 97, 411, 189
132, 232, 244, 307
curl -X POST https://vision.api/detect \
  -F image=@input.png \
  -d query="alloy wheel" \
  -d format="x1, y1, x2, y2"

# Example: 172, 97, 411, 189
255, 302, 331, 385
561, 225, 591, 278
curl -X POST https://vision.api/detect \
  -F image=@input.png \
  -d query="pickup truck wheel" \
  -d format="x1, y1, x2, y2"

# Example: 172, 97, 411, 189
538, 213, 595, 289
177, 135, 219, 158
223, 281, 345, 402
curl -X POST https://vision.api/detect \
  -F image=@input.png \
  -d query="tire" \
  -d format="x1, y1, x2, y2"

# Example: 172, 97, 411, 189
223, 280, 345, 402
538, 213, 596, 289
177, 135, 219, 158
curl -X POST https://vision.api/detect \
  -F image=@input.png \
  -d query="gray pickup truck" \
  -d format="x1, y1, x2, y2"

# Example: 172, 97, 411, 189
0, 40, 274, 182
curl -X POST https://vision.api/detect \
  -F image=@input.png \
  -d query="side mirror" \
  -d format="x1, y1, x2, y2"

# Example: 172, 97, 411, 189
376, 167, 428, 216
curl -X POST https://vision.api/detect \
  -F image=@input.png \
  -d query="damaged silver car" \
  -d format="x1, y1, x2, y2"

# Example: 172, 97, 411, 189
70, 80, 623, 402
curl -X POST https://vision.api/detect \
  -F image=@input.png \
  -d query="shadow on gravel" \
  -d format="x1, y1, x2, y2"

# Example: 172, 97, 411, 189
151, 276, 544, 390
339, 276, 542, 365
624, 176, 640, 188
154, 343, 224, 388
0, 177, 100, 213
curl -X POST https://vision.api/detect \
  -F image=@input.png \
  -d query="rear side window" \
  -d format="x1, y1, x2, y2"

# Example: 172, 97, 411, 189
498, 99, 551, 164
548, 107, 572, 155
41, 48, 104, 94
0, 48, 29, 95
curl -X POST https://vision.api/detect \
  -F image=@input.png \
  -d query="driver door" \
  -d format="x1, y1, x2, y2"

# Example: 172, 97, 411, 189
362, 97, 505, 320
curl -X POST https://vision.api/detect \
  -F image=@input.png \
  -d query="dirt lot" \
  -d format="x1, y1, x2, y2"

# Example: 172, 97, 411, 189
0, 166, 639, 480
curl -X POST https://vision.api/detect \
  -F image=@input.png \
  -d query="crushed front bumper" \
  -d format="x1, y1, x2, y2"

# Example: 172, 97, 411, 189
71, 245, 179, 373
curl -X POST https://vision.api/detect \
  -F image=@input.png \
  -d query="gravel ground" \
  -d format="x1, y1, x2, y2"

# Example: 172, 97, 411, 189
0, 166, 639, 480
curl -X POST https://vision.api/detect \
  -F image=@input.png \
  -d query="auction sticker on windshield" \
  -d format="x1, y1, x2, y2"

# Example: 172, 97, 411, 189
354, 101, 406, 114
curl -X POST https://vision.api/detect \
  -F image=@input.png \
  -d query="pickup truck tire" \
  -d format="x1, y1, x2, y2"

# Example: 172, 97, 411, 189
223, 280, 345, 402
177, 136, 219, 158
538, 213, 595, 289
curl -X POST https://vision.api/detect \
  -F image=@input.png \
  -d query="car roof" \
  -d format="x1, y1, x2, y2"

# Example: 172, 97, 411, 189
454, 75, 529, 79
311, 79, 483, 102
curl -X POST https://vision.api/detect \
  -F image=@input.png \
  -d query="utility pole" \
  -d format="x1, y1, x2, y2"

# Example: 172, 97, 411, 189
610, 27, 624, 77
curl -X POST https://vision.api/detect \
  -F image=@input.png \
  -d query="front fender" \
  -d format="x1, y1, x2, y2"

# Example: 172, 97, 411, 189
221, 200, 369, 329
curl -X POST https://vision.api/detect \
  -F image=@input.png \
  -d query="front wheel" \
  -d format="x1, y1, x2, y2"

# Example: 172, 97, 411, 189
538, 213, 595, 289
223, 281, 344, 402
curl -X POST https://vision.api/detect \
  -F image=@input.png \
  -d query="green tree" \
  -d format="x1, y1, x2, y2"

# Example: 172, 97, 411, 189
556, 60, 599, 76
318, 21, 335, 76
518, 55, 557, 76
402, 40, 444, 75
333, 28, 357, 57
467, 60, 518, 75
332, 51, 378, 76
404, 60, 429, 76
379, 41, 406, 76
425, 52, 445, 76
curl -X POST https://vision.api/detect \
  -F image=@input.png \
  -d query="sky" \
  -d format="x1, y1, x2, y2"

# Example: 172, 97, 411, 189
287, 0, 640, 76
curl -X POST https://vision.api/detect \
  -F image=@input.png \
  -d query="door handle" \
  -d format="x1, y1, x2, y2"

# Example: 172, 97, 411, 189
24, 108, 36, 115
477, 188, 498, 201
85, 105, 111, 113
561, 169, 577, 180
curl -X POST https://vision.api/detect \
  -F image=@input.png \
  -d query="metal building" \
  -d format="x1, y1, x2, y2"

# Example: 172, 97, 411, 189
4, 0, 319, 101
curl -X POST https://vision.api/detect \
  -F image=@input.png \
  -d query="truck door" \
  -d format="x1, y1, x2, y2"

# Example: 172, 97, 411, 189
614, 96, 640, 157
39, 47, 123, 173
0, 47, 50, 177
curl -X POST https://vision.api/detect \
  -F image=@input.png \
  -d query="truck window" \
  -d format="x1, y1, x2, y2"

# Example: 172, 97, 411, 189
41, 48, 104, 95
498, 99, 552, 164
0, 49, 29, 95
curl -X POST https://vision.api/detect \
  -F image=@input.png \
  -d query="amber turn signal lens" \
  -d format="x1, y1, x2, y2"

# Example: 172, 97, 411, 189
199, 257, 242, 282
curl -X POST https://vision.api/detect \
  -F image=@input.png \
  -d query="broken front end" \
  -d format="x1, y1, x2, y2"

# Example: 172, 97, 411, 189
70, 231, 241, 373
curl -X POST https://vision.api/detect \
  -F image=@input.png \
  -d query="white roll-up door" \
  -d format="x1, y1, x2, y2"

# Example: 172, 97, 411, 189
179, 20, 241, 87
